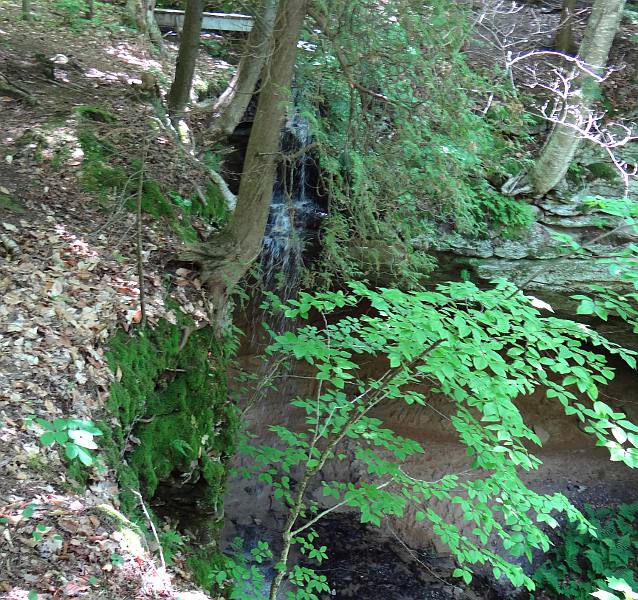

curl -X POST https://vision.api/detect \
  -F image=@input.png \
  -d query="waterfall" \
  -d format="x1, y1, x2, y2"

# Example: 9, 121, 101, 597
260, 113, 323, 304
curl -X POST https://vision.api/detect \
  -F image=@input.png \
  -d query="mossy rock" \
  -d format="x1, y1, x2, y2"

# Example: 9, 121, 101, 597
103, 309, 238, 515
101, 311, 237, 596
586, 162, 620, 183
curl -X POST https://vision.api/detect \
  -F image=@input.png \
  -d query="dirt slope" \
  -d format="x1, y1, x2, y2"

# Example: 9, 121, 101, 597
0, 2, 223, 597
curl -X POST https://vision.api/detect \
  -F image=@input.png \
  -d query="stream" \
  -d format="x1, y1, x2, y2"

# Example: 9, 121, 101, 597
222, 511, 480, 600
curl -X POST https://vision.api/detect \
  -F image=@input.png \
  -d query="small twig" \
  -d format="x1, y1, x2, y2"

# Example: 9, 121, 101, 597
388, 526, 471, 598
178, 324, 208, 351
0, 76, 36, 104
256, 143, 320, 162
290, 479, 392, 537
136, 143, 148, 328
131, 490, 166, 571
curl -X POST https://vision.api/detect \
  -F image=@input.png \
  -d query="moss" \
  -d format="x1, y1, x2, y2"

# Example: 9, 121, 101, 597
74, 105, 117, 124
78, 129, 116, 160
78, 128, 128, 204
136, 179, 176, 220
201, 181, 229, 225
587, 162, 620, 182
77, 124, 228, 241
100, 306, 238, 594
187, 545, 229, 592
103, 307, 238, 516
82, 162, 129, 197
0, 194, 25, 213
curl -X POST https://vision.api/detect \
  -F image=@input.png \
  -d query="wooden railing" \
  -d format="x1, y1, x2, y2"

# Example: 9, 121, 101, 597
154, 8, 253, 32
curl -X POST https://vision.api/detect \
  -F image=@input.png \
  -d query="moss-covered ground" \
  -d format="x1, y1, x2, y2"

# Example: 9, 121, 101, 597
101, 306, 238, 592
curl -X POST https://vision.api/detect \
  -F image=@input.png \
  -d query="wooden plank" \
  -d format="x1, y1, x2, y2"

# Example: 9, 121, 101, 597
154, 8, 253, 32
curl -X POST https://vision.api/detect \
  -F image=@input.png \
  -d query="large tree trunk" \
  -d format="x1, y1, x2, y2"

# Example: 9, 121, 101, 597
167, 0, 204, 115
204, 0, 278, 140
503, 0, 625, 196
124, 0, 163, 46
552, 0, 578, 54
190, 0, 307, 324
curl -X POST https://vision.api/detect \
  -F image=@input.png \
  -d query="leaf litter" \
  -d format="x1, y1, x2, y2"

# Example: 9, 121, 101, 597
0, 1, 228, 597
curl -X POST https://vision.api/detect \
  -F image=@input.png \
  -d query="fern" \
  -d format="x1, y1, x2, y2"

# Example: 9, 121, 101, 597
534, 502, 638, 599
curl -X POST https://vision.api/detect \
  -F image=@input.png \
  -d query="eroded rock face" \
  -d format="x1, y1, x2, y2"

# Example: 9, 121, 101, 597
224, 346, 638, 599
430, 165, 638, 348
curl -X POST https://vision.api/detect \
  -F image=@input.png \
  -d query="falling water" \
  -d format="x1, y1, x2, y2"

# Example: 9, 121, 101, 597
260, 113, 323, 305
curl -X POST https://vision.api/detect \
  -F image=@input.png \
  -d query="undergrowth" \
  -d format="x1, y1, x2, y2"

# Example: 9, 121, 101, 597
0, 194, 25, 213
533, 502, 638, 599
76, 119, 228, 241
98, 306, 239, 593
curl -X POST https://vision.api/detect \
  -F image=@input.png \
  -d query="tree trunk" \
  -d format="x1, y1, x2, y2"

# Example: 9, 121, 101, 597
503, 0, 626, 196
167, 0, 204, 115
204, 0, 278, 139
193, 0, 307, 323
85, 0, 94, 20
124, 0, 163, 46
22, 0, 32, 21
552, 0, 577, 54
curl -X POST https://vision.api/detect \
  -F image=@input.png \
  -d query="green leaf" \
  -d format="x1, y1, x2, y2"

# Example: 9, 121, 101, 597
110, 553, 124, 567
65, 443, 79, 460
39, 431, 57, 446
577, 299, 596, 315
36, 418, 53, 430
68, 429, 98, 449
76, 447, 94, 466
473, 355, 488, 371
590, 592, 620, 600
611, 426, 627, 445
215, 570, 227, 585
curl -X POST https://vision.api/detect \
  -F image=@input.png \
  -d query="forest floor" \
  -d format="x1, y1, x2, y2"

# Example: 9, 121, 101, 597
0, 1, 228, 598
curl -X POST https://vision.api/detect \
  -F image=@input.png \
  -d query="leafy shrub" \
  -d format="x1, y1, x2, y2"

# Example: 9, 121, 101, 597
36, 417, 102, 466
234, 279, 637, 598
